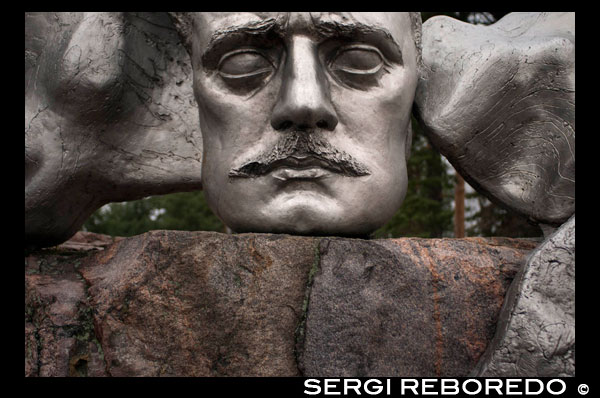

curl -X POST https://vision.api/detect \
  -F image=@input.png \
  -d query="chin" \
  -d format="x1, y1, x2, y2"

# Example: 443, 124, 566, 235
266, 193, 343, 232
230, 204, 381, 238
216, 186, 401, 238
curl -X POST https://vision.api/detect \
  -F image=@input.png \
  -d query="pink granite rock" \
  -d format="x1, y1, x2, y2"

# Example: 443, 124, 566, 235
25, 230, 539, 376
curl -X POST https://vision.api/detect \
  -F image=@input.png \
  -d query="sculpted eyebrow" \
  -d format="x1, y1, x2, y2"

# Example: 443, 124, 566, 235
201, 18, 282, 68
312, 19, 404, 64
200, 17, 404, 68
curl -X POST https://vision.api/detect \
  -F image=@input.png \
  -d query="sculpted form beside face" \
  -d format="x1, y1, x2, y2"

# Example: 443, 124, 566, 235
188, 12, 418, 236
25, 12, 575, 248
25, 12, 202, 247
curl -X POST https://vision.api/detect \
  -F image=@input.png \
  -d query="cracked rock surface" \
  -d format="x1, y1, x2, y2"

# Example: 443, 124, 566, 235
25, 231, 542, 376
471, 215, 575, 376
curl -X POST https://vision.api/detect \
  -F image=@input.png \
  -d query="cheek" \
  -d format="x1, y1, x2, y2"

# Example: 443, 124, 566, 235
339, 68, 415, 122
330, 74, 414, 164
194, 73, 280, 157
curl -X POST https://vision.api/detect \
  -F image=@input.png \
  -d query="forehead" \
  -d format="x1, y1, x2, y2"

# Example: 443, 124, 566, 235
193, 12, 412, 51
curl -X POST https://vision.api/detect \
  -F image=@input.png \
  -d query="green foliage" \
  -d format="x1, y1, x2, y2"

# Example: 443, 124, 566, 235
148, 191, 225, 232
374, 118, 454, 238
83, 191, 226, 237
84, 198, 157, 237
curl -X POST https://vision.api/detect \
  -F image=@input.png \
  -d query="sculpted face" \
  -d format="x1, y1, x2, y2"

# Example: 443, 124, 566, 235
189, 12, 419, 236
25, 12, 575, 248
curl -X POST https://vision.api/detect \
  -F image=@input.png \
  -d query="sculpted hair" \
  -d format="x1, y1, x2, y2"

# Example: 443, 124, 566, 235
169, 12, 423, 64
409, 12, 423, 68
169, 12, 194, 53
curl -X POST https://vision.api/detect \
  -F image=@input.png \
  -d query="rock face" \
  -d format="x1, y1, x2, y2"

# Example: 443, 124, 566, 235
472, 215, 575, 376
25, 231, 540, 377
298, 237, 539, 376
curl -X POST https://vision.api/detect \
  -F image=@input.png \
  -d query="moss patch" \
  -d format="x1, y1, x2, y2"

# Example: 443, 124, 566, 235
293, 238, 323, 372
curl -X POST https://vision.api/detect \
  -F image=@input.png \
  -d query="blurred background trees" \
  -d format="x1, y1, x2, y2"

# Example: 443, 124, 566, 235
82, 12, 543, 239
83, 191, 227, 236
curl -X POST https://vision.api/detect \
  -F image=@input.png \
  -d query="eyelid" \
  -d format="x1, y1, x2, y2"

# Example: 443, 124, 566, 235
219, 68, 273, 79
217, 48, 275, 79
329, 44, 386, 75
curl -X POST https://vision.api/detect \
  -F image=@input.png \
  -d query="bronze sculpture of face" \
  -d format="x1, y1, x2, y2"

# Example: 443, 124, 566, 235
187, 12, 419, 236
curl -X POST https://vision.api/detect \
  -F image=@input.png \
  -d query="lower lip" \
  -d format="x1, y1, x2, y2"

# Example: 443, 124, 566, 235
271, 167, 331, 181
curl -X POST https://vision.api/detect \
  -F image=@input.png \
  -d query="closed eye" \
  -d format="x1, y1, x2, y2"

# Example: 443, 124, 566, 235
218, 49, 274, 80
329, 44, 385, 75
327, 44, 388, 90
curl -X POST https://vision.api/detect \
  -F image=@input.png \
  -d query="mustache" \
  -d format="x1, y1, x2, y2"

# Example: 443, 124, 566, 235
228, 132, 371, 178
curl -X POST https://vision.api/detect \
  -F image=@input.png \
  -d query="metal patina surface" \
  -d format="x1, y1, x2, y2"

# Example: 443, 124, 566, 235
415, 12, 574, 227
169, 12, 421, 237
25, 13, 202, 248
25, 12, 574, 243
471, 215, 575, 376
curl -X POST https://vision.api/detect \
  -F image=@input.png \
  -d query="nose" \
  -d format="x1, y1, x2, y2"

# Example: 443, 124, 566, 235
270, 36, 338, 132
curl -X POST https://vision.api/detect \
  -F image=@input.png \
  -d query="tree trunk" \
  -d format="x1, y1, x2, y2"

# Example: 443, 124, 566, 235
454, 173, 465, 238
